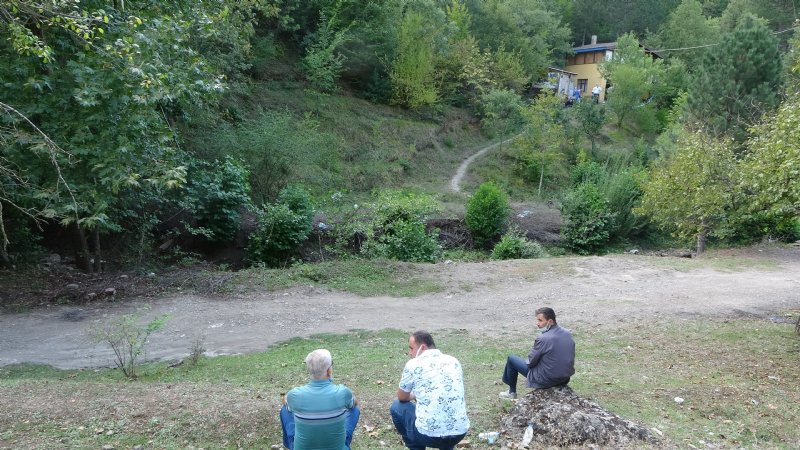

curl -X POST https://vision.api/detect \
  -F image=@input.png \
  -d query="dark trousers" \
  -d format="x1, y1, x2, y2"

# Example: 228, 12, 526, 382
280, 404, 360, 450
502, 355, 529, 394
390, 400, 466, 450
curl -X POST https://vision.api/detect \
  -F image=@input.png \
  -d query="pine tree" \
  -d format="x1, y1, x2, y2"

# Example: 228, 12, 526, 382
688, 14, 783, 142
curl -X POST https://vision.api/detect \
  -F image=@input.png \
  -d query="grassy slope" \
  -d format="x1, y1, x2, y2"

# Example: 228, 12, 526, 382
182, 79, 496, 212
2, 321, 798, 449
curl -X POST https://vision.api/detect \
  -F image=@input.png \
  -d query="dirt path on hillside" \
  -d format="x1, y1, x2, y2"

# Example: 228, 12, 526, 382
450, 134, 521, 192
2, 247, 799, 369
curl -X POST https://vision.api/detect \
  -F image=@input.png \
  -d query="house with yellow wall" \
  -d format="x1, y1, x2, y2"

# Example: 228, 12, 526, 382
564, 35, 661, 103
564, 35, 614, 102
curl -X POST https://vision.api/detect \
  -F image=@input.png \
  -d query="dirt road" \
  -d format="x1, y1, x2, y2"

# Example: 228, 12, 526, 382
1, 248, 799, 369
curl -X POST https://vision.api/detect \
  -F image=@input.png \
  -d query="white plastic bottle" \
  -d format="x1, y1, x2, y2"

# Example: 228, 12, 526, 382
521, 423, 534, 447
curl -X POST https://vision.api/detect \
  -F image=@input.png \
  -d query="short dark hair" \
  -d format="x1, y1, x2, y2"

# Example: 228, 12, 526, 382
535, 307, 557, 323
411, 330, 436, 348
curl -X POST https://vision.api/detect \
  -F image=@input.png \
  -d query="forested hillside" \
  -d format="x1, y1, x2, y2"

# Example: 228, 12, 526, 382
1, 0, 799, 271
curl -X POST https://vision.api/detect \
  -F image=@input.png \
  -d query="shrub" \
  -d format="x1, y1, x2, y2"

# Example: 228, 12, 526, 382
248, 186, 314, 267
91, 311, 168, 379
491, 228, 547, 260
600, 169, 648, 241
374, 190, 439, 226
278, 185, 315, 225
326, 190, 440, 260
382, 219, 440, 263
479, 88, 525, 135
560, 183, 615, 254
465, 182, 510, 248
570, 157, 607, 187
183, 156, 251, 243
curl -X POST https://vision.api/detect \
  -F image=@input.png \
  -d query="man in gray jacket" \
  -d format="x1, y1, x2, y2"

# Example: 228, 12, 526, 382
499, 307, 575, 399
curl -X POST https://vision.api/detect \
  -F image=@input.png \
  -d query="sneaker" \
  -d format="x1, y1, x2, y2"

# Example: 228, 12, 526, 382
498, 390, 517, 400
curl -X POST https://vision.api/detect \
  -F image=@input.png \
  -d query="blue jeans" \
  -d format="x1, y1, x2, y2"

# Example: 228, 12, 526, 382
390, 400, 466, 450
280, 404, 360, 450
502, 355, 529, 394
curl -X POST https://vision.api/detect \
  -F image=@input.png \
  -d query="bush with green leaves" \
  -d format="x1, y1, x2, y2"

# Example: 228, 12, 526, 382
599, 168, 648, 241
560, 183, 616, 254
381, 219, 440, 263
182, 156, 251, 243
248, 186, 314, 267
570, 156, 607, 187
465, 182, 510, 248
491, 228, 547, 260
325, 190, 441, 262
479, 88, 525, 136
91, 311, 168, 379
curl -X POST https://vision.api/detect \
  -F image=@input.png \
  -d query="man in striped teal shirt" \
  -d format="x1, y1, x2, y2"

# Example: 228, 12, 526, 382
280, 349, 361, 450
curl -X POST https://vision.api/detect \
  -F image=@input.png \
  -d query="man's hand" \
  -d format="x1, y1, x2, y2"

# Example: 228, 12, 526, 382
397, 388, 415, 402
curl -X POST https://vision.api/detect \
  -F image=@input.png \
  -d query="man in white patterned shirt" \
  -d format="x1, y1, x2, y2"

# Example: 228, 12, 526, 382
390, 330, 470, 450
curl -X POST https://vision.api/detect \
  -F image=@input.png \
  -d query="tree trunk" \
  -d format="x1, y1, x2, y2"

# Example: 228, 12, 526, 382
92, 227, 102, 272
0, 202, 10, 267
74, 222, 93, 273
696, 227, 708, 254
538, 150, 545, 199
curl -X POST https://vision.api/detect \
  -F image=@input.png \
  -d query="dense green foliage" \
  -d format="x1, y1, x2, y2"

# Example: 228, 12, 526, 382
637, 132, 738, 252
491, 228, 547, 259
382, 219, 441, 263
248, 186, 314, 267
182, 157, 251, 243
2, 0, 799, 265
688, 15, 783, 142
516, 92, 570, 197
465, 182, 510, 248
560, 183, 615, 254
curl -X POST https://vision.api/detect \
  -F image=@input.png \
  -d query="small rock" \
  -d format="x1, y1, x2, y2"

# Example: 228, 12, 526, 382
456, 439, 471, 447
444, 260, 453, 265
66, 284, 80, 290
674, 397, 685, 404
45, 253, 61, 264
148, 272, 156, 277
651, 427, 663, 436
102, 445, 115, 450
270, 445, 282, 450
120, 274, 129, 279
133, 446, 143, 450
104, 287, 116, 296
105, 430, 114, 435
87, 292, 97, 299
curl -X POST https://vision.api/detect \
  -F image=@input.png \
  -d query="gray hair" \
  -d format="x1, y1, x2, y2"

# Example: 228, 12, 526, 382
305, 349, 333, 380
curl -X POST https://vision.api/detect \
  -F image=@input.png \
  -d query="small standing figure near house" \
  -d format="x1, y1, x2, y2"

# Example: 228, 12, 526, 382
591, 84, 602, 103
573, 87, 582, 103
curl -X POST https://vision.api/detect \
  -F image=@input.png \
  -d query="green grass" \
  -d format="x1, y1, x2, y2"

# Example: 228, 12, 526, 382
226, 259, 443, 297
187, 82, 493, 203
2, 321, 798, 449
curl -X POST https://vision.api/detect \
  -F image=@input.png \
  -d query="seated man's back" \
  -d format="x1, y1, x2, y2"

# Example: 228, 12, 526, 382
288, 380, 354, 450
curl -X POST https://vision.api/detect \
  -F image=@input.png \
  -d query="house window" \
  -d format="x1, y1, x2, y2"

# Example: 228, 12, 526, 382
578, 79, 588, 93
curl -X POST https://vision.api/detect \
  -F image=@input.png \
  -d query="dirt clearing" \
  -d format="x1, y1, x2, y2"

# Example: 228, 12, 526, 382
1, 245, 798, 369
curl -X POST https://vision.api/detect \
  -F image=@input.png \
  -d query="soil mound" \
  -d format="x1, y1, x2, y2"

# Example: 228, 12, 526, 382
499, 386, 658, 448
